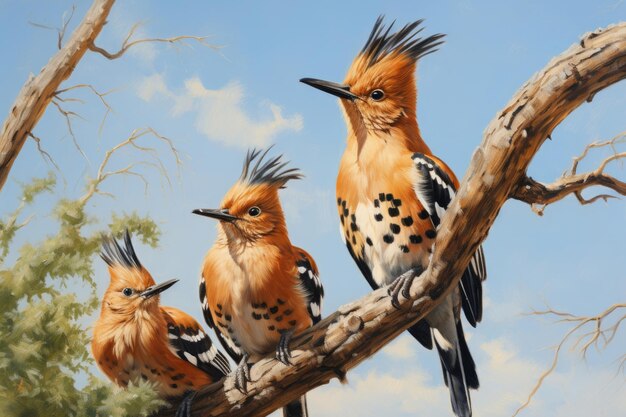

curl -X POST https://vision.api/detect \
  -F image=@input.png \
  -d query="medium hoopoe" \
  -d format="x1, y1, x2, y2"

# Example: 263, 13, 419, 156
301, 17, 487, 417
92, 231, 231, 417
192, 148, 323, 417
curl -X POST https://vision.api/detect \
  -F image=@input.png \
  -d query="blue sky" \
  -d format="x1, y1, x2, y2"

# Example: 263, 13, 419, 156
1, 1, 625, 416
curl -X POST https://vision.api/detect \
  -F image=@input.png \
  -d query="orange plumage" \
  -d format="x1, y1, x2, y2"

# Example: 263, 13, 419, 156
193, 149, 323, 417
91, 232, 230, 410
301, 17, 486, 417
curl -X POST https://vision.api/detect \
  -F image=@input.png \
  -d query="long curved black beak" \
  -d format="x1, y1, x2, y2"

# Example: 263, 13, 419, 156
300, 78, 358, 101
192, 208, 239, 223
140, 278, 179, 299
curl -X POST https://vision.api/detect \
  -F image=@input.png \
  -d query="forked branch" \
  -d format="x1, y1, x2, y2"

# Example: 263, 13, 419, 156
88, 22, 219, 60
80, 127, 181, 204
512, 304, 626, 417
513, 131, 626, 215
0, 0, 116, 192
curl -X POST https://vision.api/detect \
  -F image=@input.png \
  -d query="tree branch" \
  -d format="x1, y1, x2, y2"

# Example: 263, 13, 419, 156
512, 131, 626, 215
28, 5, 76, 50
88, 22, 218, 60
152, 22, 626, 417
512, 303, 626, 416
55, 83, 115, 135
0, 0, 116, 192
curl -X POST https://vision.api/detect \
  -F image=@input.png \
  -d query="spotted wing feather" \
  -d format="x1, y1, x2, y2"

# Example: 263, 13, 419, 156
162, 307, 231, 380
198, 279, 245, 362
412, 153, 487, 326
295, 251, 324, 325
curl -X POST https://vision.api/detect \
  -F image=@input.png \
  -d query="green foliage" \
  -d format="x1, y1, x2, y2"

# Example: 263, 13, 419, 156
0, 172, 165, 417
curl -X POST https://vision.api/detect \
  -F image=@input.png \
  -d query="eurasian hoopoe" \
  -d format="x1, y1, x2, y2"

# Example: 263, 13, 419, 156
92, 231, 230, 417
193, 149, 323, 417
301, 17, 487, 417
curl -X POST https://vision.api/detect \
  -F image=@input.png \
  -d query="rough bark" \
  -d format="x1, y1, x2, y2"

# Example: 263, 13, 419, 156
153, 22, 626, 417
0, 0, 115, 192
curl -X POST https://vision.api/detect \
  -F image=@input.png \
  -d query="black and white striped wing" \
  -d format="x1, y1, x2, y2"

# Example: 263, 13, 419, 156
296, 252, 324, 325
412, 153, 487, 327
162, 308, 231, 380
198, 279, 245, 362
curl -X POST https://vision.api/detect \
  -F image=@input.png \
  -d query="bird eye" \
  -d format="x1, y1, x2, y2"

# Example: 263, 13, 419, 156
122, 288, 133, 297
370, 89, 385, 101
248, 206, 261, 217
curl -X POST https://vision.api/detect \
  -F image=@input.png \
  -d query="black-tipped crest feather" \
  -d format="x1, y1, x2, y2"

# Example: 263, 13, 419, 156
100, 229, 142, 270
361, 16, 445, 67
239, 147, 302, 189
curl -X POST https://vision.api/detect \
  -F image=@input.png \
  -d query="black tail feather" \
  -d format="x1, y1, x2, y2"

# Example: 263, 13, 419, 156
283, 395, 308, 417
457, 320, 479, 389
407, 319, 433, 350
460, 268, 483, 327
435, 321, 478, 417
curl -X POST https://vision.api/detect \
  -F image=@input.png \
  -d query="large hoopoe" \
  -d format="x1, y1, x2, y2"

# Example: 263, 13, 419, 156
92, 231, 231, 417
192, 148, 323, 417
301, 17, 487, 417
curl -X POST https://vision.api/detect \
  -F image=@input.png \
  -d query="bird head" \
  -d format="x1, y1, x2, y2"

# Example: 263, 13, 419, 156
193, 148, 302, 244
301, 16, 444, 136
100, 231, 178, 318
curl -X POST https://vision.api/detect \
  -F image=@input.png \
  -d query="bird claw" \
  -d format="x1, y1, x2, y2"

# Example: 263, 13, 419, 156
174, 391, 197, 417
276, 329, 295, 366
233, 354, 251, 393
388, 269, 420, 309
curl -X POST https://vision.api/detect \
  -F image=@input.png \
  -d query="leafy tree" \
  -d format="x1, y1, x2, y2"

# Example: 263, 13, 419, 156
0, 131, 178, 417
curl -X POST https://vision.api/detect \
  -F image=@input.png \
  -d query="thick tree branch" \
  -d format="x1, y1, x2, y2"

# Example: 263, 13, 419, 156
153, 22, 626, 417
0, 0, 116, 192
512, 131, 626, 214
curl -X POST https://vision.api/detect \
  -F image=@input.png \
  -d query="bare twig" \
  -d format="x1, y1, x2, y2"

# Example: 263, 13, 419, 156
27, 132, 60, 172
29, 5, 76, 49
513, 304, 626, 416
88, 22, 219, 60
80, 127, 181, 205
50, 98, 88, 162
55, 84, 115, 135
512, 131, 626, 215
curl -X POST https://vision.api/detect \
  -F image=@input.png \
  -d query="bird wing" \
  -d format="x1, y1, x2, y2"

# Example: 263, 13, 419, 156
412, 153, 487, 327
294, 249, 324, 325
198, 278, 245, 362
161, 306, 231, 380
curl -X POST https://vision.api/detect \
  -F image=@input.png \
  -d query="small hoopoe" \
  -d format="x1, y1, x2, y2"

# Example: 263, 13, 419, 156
192, 148, 323, 417
92, 231, 230, 417
301, 17, 487, 417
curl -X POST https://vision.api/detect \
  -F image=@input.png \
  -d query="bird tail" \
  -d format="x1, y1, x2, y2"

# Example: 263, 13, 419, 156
435, 320, 479, 417
283, 395, 308, 417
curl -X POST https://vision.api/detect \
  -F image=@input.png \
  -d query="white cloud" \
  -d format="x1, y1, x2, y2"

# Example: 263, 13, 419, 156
305, 336, 626, 417
137, 73, 169, 101
137, 74, 303, 148
382, 335, 417, 360
309, 368, 448, 417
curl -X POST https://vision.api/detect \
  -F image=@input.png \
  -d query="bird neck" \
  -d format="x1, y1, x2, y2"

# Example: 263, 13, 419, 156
345, 119, 431, 163
95, 302, 167, 359
342, 103, 431, 156
217, 222, 293, 257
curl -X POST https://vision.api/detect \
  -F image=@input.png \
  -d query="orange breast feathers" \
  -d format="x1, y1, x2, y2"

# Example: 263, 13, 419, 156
92, 306, 218, 397
201, 245, 314, 358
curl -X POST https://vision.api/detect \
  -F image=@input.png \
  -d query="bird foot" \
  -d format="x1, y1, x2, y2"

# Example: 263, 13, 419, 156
233, 354, 251, 393
387, 268, 421, 309
174, 391, 197, 417
276, 329, 295, 365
